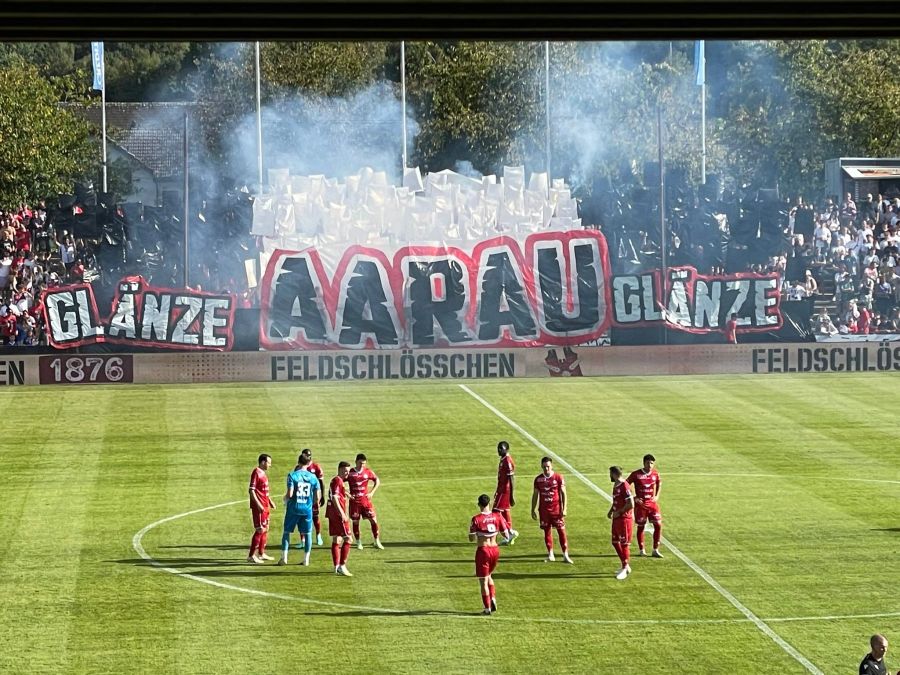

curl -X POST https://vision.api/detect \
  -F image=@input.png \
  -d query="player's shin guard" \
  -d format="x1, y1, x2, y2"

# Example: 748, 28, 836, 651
340, 540, 351, 565
558, 527, 568, 553
250, 532, 261, 557
652, 523, 662, 550
482, 593, 491, 609
281, 530, 292, 553
613, 542, 627, 566
331, 543, 340, 566
543, 528, 554, 552
259, 531, 268, 555
488, 583, 495, 599
370, 519, 380, 539
636, 524, 645, 550
303, 529, 313, 555
352, 519, 361, 540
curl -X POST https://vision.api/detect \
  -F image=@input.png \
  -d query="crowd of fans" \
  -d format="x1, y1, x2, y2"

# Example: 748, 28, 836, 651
0, 203, 99, 347
785, 192, 900, 336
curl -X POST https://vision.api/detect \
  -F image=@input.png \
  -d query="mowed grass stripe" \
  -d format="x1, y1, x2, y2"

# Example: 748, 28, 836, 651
459, 382, 824, 675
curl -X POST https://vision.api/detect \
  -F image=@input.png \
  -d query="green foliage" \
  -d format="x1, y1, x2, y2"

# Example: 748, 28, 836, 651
407, 41, 546, 173
0, 63, 95, 208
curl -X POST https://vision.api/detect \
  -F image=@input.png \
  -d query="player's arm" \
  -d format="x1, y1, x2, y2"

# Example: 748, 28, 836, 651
508, 473, 516, 507
468, 518, 478, 543
614, 487, 634, 518
248, 476, 265, 511
654, 476, 661, 503
318, 473, 326, 507
530, 485, 539, 520
368, 473, 380, 498
560, 481, 567, 517
627, 471, 643, 506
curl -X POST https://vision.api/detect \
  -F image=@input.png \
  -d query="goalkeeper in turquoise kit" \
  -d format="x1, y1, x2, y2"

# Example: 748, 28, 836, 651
278, 454, 321, 566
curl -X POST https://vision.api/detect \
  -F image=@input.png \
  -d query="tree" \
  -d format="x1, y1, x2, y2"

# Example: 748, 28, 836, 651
0, 62, 95, 208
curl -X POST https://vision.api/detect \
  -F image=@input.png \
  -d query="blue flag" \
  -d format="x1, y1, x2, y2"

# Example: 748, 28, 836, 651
693, 40, 705, 87
91, 42, 105, 91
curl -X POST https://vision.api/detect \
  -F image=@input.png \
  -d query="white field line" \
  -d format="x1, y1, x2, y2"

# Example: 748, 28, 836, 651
132, 500, 900, 629
459, 383, 824, 675
132, 501, 404, 614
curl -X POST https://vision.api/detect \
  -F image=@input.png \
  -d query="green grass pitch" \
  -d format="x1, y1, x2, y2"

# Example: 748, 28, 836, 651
2, 374, 899, 674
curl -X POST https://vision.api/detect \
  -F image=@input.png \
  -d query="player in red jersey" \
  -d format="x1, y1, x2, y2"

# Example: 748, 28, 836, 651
348, 453, 383, 550
248, 453, 276, 564
626, 453, 664, 558
492, 440, 519, 545
325, 461, 354, 576
469, 493, 510, 615
295, 448, 326, 548
608, 465, 634, 580
530, 457, 573, 564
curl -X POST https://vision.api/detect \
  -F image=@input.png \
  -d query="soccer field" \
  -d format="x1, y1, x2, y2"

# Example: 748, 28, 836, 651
2, 374, 899, 674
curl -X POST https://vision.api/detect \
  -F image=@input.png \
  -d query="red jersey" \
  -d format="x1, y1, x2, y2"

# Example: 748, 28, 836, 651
533, 472, 565, 514
496, 455, 515, 496
348, 467, 378, 503
469, 511, 506, 539
325, 475, 348, 519
611, 480, 633, 518
626, 469, 660, 504
248, 467, 271, 511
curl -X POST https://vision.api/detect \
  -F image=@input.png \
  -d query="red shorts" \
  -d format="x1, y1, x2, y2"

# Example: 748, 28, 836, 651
350, 499, 376, 521
539, 510, 565, 530
251, 508, 270, 530
611, 516, 633, 545
634, 502, 662, 526
475, 546, 500, 577
328, 515, 352, 538
493, 491, 512, 511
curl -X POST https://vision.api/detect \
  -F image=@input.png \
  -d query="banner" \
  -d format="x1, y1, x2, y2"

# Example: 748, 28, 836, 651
42, 276, 236, 351
91, 41, 105, 91
259, 230, 782, 350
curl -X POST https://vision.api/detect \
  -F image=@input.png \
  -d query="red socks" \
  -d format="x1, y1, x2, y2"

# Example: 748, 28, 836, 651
558, 527, 568, 553
482, 593, 490, 609
653, 524, 662, 550
352, 520, 361, 539
259, 531, 268, 555
314, 516, 321, 535
613, 542, 629, 566
341, 540, 350, 565
543, 529, 553, 551
249, 532, 261, 557
370, 520, 380, 539
636, 525, 645, 550
331, 543, 340, 566
489, 583, 495, 600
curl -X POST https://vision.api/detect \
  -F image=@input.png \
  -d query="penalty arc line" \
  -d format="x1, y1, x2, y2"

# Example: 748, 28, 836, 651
131, 498, 900, 628
458, 383, 824, 675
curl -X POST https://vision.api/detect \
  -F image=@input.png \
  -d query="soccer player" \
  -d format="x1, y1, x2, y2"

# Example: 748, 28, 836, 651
530, 457, 573, 564
248, 453, 275, 564
294, 448, 326, 547
492, 440, 519, 545
348, 453, 384, 550
627, 453, 663, 558
468, 493, 509, 615
607, 465, 634, 580
325, 461, 354, 576
278, 454, 321, 566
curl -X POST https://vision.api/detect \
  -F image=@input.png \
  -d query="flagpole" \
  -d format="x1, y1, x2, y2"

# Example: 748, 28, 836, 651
100, 60, 107, 193
544, 40, 551, 194
255, 41, 263, 189
183, 110, 190, 288
658, 104, 667, 346
401, 41, 408, 170
701, 80, 706, 185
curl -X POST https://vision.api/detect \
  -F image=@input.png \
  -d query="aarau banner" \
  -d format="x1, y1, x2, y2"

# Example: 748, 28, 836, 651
260, 230, 782, 350
42, 276, 236, 351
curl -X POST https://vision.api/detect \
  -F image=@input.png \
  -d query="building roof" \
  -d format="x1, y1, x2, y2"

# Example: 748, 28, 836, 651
65, 102, 196, 178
